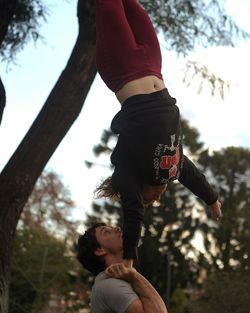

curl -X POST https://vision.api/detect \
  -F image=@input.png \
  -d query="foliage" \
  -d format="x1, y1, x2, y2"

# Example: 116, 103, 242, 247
188, 270, 250, 313
0, 0, 48, 62
139, 0, 249, 97
21, 170, 77, 237
9, 170, 92, 313
9, 227, 75, 313
183, 61, 230, 99
1, 0, 249, 62
198, 147, 250, 271
171, 284, 187, 313
181, 118, 204, 155
140, 0, 250, 55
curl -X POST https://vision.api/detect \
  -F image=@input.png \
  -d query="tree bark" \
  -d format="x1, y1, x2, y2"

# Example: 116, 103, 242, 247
0, 0, 96, 311
0, 76, 6, 124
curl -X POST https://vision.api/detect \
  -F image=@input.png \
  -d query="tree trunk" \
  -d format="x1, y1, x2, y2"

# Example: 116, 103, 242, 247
0, 76, 5, 124
0, 0, 96, 311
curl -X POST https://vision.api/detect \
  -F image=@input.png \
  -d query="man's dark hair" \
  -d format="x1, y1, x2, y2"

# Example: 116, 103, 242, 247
77, 223, 106, 276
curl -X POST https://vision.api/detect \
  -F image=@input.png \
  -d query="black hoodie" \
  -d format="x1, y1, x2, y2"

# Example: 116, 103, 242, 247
110, 89, 218, 259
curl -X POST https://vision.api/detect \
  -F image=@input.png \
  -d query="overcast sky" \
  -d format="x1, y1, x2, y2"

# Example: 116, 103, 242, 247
0, 0, 250, 221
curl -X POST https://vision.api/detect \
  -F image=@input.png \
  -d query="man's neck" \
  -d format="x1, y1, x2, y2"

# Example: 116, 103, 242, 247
105, 254, 123, 268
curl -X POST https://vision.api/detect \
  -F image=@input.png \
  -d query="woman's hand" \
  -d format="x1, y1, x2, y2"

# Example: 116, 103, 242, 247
210, 200, 222, 220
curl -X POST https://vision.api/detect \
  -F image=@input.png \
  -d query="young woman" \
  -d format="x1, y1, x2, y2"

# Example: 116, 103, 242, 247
95, 0, 221, 265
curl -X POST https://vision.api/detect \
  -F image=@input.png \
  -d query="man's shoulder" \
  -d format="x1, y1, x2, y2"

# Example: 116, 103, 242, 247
93, 272, 132, 291
91, 272, 138, 313
92, 271, 138, 302
93, 272, 110, 291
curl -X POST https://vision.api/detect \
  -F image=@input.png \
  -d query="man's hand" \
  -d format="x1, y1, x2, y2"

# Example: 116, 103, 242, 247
210, 200, 222, 220
105, 263, 137, 283
123, 259, 133, 268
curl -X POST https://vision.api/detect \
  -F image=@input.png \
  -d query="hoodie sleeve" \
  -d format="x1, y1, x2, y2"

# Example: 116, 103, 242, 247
112, 166, 144, 260
178, 155, 218, 205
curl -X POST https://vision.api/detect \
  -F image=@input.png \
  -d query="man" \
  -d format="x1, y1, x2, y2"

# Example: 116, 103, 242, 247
77, 223, 168, 313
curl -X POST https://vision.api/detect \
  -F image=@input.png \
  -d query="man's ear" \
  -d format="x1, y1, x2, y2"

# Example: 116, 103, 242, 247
95, 247, 107, 257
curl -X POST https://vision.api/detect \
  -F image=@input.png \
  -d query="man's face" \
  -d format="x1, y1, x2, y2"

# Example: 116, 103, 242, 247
95, 225, 123, 255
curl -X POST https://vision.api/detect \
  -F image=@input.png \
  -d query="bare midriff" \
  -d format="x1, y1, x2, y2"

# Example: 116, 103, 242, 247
116, 75, 166, 104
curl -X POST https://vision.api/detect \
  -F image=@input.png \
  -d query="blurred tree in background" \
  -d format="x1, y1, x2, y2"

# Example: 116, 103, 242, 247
9, 171, 92, 313
140, 0, 249, 55
198, 147, 250, 271
0, 0, 47, 62
188, 270, 250, 313
21, 171, 76, 237
10, 227, 74, 313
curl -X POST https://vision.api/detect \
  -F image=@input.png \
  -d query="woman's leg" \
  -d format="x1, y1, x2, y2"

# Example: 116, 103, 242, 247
96, 0, 138, 91
96, 0, 162, 93
122, 0, 162, 63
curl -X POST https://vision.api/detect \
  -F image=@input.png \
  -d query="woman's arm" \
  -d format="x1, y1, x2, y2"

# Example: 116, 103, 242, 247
178, 155, 219, 205
113, 165, 144, 260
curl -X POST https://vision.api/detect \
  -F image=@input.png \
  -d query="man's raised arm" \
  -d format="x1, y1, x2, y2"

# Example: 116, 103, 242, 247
106, 263, 168, 313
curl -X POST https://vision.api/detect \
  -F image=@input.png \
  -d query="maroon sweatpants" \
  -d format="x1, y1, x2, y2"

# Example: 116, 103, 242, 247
96, 0, 163, 93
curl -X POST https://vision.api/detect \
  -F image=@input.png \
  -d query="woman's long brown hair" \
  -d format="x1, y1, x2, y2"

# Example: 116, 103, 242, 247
94, 176, 120, 202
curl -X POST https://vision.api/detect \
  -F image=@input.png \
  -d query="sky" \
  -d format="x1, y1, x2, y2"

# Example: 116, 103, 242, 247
0, 0, 250, 222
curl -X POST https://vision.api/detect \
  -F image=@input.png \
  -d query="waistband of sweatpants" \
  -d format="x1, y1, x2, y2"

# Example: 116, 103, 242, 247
121, 88, 176, 107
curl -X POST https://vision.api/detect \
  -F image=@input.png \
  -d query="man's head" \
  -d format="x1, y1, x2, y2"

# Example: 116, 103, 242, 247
77, 223, 123, 276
